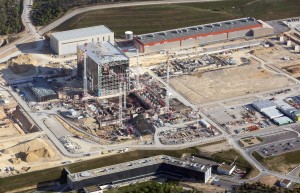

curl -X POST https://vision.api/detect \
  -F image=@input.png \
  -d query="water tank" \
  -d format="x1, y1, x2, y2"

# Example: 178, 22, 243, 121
125, 31, 133, 40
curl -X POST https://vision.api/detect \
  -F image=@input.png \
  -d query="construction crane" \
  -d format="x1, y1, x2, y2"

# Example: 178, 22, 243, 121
80, 43, 88, 97
123, 81, 126, 108
136, 48, 140, 89
119, 82, 123, 128
194, 44, 199, 62
165, 50, 170, 112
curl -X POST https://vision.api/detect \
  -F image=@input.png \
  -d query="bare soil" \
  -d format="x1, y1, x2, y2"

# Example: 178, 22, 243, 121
170, 61, 294, 104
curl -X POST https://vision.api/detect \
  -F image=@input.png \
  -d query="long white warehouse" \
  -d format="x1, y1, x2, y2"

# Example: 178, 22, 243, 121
50, 25, 114, 55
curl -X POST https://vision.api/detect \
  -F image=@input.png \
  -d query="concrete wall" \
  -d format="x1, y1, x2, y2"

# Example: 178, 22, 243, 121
252, 27, 275, 37
228, 29, 251, 39
144, 41, 180, 53
51, 33, 114, 55
181, 38, 196, 47
13, 105, 39, 133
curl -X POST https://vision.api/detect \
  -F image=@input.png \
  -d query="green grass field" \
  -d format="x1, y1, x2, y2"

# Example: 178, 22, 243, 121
0, 148, 198, 192
252, 150, 300, 172
55, 0, 300, 36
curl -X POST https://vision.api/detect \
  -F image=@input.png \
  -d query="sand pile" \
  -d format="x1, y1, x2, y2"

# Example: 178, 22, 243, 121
11, 54, 37, 66
2, 138, 56, 163
286, 65, 300, 74
7, 54, 37, 74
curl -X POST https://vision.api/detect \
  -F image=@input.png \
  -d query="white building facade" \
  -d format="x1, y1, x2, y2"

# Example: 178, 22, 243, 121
50, 25, 114, 55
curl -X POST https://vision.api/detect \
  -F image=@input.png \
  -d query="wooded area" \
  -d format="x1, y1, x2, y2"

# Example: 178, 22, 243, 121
0, 0, 23, 35
232, 182, 300, 193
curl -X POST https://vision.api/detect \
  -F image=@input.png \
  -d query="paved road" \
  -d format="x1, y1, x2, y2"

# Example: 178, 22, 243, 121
44, 115, 73, 138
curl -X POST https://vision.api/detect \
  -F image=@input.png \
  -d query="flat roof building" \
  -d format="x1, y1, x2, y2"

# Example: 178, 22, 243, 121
262, 108, 284, 119
134, 17, 274, 53
252, 100, 277, 112
67, 155, 212, 191
50, 25, 114, 55
217, 164, 236, 175
77, 41, 129, 97
27, 77, 58, 102
273, 116, 293, 125
280, 179, 292, 188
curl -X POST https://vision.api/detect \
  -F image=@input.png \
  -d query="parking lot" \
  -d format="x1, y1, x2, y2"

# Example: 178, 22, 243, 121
260, 131, 298, 145
255, 137, 300, 157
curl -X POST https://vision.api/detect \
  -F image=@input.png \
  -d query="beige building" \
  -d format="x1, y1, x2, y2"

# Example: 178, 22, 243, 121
50, 25, 114, 55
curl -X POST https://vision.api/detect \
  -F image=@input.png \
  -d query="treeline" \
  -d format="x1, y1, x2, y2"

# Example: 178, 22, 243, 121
31, 0, 145, 26
122, 182, 203, 193
0, 0, 23, 35
232, 182, 300, 193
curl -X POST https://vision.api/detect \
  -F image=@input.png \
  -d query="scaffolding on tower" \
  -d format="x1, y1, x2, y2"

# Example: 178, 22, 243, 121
165, 50, 170, 113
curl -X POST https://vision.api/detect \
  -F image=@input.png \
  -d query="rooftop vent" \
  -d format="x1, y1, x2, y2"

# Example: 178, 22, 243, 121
159, 32, 167, 35
182, 28, 188, 32
80, 171, 91, 177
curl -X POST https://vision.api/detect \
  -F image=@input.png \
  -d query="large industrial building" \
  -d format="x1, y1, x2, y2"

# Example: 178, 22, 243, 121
134, 17, 274, 53
67, 155, 212, 191
50, 25, 114, 55
77, 41, 130, 97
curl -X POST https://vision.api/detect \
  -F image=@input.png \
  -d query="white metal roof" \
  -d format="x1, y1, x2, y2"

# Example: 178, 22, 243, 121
78, 41, 129, 66
262, 108, 283, 119
252, 100, 277, 111
273, 116, 293, 125
51, 25, 112, 41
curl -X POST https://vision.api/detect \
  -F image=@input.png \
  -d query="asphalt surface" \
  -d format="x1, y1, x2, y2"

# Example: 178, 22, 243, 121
260, 131, 298, 145
255, 138, 300, 157
44, 115, 73, 139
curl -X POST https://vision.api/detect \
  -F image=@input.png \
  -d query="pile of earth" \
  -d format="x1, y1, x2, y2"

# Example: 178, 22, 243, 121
7, 54, 37, 74
286, 65, 300, 74
2, 138, 56, 163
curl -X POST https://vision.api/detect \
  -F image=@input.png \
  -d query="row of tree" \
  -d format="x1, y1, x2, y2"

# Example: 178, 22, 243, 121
123, 182, 203, 193
0, 0, 23, 35
232, 182, 300, 193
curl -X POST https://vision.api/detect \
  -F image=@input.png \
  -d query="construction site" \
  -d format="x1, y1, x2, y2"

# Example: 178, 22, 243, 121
1, 16, 300, 188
